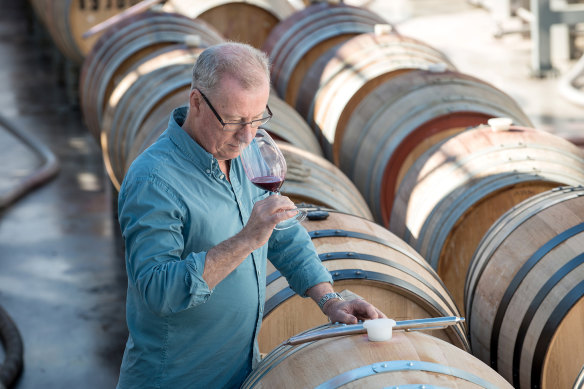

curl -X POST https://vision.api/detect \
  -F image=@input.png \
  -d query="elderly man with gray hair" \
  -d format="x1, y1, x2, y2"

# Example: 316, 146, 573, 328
116, 42, 385, 388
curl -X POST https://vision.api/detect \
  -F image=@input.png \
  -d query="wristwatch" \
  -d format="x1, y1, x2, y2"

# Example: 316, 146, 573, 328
317, 292, 344, 310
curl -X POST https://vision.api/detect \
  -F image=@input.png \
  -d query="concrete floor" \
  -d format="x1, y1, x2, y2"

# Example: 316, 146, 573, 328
0, 1, 582, 388
391, 0, 584, 143
0, 2, 127, 388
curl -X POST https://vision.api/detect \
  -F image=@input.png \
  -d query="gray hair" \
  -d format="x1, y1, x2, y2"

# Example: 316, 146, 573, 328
191, 42, 271, 94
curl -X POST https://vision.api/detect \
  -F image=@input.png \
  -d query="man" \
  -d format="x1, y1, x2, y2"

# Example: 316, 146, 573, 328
116, 42, 385, 388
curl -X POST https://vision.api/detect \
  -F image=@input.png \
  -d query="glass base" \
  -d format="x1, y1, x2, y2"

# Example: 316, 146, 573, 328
274, 208, 307, 230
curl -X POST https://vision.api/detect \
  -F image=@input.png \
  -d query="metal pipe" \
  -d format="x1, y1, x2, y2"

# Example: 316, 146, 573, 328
286, 316, 465, 345
559, 53, 584, 107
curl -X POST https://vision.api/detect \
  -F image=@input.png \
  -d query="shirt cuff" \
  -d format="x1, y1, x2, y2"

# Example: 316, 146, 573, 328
185, 252, 213, 305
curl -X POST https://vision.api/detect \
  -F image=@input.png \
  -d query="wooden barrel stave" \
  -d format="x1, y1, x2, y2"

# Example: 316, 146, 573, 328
340, 70, 533, 225
29, 0, 142, 63
85, 40, 196, 141
92, 16, 221, 121
125, 94, 189, 174
295, 32, 456, 161
106, 55, 194, 189
68, 0, 144, 62
246, 329, 511, 388
196, 3, 277, 49
164, 0, 296, 48
390, 126, 584, 312
111, 65, 189, 178
465, 186, 584, 389
118, 80, 191, 175
101, 63, 193, 189
259, 209, 468, 355
262, 2, 388, 104
166, 0, 295, 20
79, 11, 222, 142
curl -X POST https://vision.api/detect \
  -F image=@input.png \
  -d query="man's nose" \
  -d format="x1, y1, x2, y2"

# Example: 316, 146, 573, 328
237, 124, 255, 145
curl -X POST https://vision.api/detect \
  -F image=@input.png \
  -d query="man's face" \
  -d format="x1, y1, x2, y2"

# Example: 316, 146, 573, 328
194, 75, 270, 162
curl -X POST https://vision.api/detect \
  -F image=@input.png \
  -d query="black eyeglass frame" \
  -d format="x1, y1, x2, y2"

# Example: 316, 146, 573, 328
196, 88, 272, 132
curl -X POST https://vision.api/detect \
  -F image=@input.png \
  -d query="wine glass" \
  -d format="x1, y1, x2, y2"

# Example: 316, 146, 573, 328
239, 128, 307, 230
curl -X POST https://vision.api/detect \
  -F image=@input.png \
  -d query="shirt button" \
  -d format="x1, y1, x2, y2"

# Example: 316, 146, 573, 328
205, 169, 211, 174
219, 174, 225, 180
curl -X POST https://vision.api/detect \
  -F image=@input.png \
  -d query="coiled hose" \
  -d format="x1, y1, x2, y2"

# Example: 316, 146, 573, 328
0, 305, 23, 389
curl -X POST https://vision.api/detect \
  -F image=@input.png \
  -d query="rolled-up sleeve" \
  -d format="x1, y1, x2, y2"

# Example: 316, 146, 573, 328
119, 176, 212, 316
268, 224, 333, 297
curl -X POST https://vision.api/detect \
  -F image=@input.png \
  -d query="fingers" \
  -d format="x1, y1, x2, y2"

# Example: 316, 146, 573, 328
328, 309, 358, 325
356, 301, 386, 321
243, 195, 298, 244
327, 300, 386, 325
256, 195, 295, 213
267, 194, 296, 211
256, 195, 297, 224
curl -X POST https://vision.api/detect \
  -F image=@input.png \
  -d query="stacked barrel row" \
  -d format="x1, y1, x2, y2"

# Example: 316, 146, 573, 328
27, 0, 299, 64
260, 3, 584, 389
80, 1, 496, 387
71, 0, 471, 357
28, 1, 584, 388
465, 185, 584, 389
28, 0, 143, 64
387, 127, 584, 388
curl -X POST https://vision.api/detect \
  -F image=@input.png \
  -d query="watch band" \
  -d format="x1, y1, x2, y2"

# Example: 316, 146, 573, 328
317, 292, 343, 310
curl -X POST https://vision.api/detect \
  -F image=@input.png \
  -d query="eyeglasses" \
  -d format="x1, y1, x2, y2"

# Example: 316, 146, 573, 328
196, 88, 272, 132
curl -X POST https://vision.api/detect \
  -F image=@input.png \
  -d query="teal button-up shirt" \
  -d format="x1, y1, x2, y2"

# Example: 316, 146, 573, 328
116, 107, 332, 389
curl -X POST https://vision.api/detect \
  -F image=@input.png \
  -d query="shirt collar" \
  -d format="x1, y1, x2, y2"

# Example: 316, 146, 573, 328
167, 106, 218, 173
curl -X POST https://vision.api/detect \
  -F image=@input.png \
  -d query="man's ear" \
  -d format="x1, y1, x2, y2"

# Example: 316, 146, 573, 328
189, 89, 201, 113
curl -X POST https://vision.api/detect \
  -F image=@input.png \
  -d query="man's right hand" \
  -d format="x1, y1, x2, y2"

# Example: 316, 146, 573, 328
203, 194, 297, 289
242, 195, 298, 248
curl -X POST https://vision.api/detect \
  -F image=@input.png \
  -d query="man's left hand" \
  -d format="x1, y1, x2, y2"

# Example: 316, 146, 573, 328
323, 298, 386, 324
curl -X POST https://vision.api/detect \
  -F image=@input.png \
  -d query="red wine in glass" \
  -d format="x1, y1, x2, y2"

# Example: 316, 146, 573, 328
251, 176, 285, 193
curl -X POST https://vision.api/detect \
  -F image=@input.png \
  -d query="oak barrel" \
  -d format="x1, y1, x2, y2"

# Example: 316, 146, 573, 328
164, 0, 296, 49
262, 2, 388, 105
29, 0, 141, 64
390, 125, 584, 312
278, 144, 373, 220
79, 11, 223, 143
339, 69, 533, 225
247, 329, 510, 388
101, 62, 194, 189
125, 97, 190, 179
295, 30, 456, 161
259, 208, 469, 354
465, 186, 584, 389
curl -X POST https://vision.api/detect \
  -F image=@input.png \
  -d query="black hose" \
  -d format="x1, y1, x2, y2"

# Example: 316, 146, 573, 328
0, 304, 23, 388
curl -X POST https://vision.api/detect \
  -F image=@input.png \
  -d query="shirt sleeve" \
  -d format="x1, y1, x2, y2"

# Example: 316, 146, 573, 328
267, 224, 333, 297
118, 176, 212, 316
